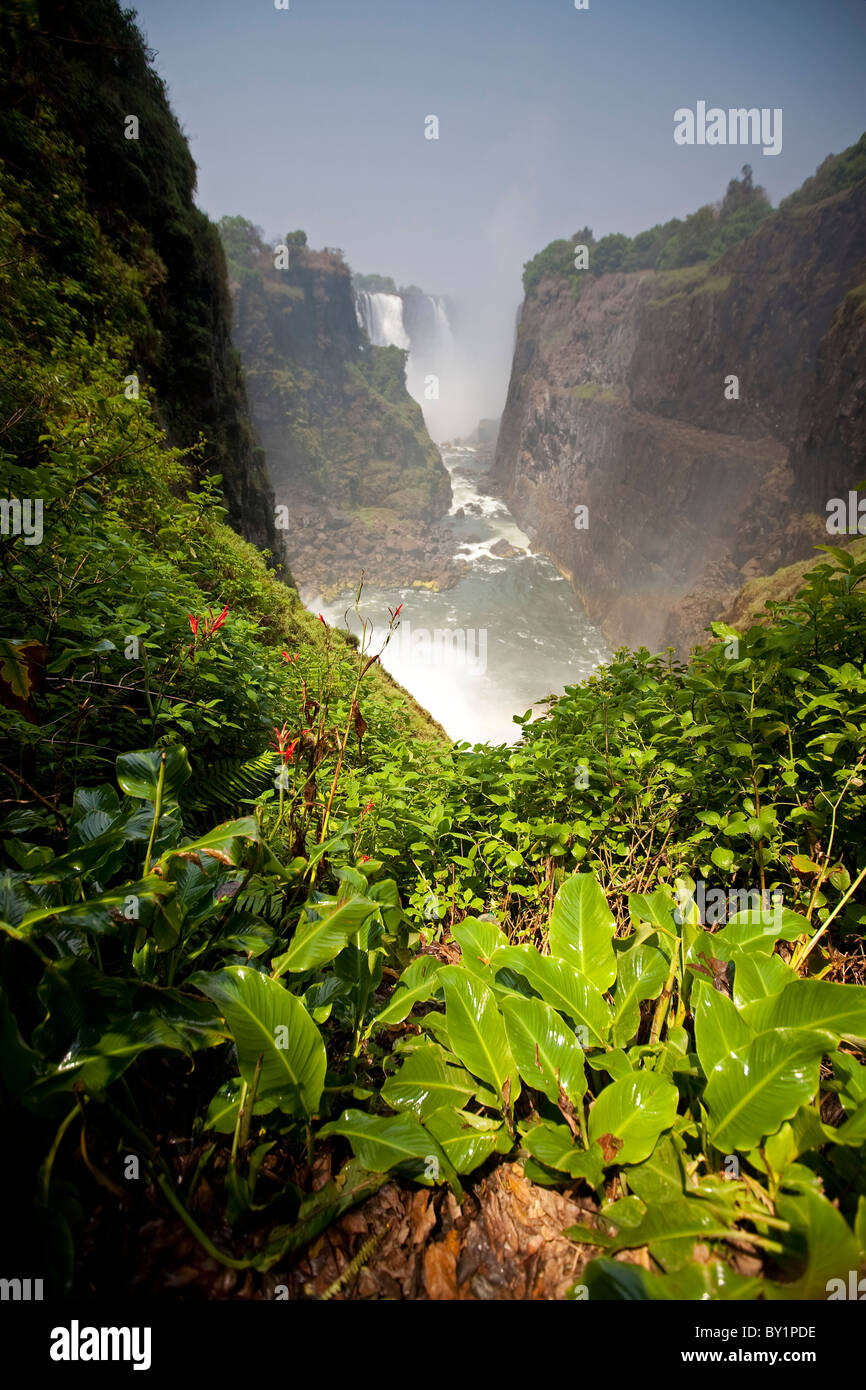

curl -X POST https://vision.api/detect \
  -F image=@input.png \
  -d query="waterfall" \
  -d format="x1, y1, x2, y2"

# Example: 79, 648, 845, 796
427, 294, 454, 351
355, 291, 410, 349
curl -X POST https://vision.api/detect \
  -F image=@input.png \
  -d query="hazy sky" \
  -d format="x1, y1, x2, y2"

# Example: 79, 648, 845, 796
132, 0, 866, 426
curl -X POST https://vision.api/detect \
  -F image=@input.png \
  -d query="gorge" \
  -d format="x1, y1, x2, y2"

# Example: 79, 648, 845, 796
492, 144, 866, 654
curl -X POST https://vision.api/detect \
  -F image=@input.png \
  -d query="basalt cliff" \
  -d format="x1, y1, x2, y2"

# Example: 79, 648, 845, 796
220, 223, 454, 598
492, 140, 866, 652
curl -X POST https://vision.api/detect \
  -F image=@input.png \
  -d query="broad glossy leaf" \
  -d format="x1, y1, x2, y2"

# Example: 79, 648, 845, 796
728, 945, 796, 1010
628, 888, 679, 935
743, 978, 866, 1044
705, 1028, 833, 1151
492, 943, 611, 1046
587, 1072, 678, 1166
693, 984, 753, 1077
452, 916, 507, 964
583, 1257, 762, 1301
203, 1076, 274, 1133
609, 1196, 734, 1271
319, 1108, 449, 1184
714, 907, 811, 954
611, 942, 668, 1046
116, 746, 191, 803
623, 1133, 686, 1205
549, 873, 616, 990
274, 894, 378, 974
29, 1014, 190, 1097
423, 1106, 506, 1174
371, 955, 444, 1026
522, 1120, 604, 1185
769, 1187, 860, 1300
439, 966, 518, 1102
162, 818, 262, 870
381, 1044, 476, 1118
500, 994, 586, 1104
192, 966, 326, 1117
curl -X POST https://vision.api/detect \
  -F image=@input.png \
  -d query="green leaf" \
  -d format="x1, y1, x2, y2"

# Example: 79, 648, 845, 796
191, 966, 326, 1117
492, 944, 611, 1047
728, 946, 796, 1010
627, 888, 679, 934
423, 1106, 506, 1174
162, 818, 262, 869
204, 1077, 245, 1133
611, 942, 668, 1046
609, 1196, 735, 1271
370, 956, 445, 1026
714, 907, 810, 955
500, 994, 587, 1104
769, 1187, 860, 1300
522, 1120, 604, 1185
743, 979, 866, 1045
274, 894, 378, 974
452, 916, 507, 965
624, 1133, 686, 1205
439, 966, 519, 1102
116, 747, 191, 803
548, 873, 616, 990
582, 1256, 762, 1301
693, 985, 753, 1077
587, 1072, 679, 1166
29, 1014, 192, 1097
319, 1109, 451, 1187
704, 1028, 834, 1151
381, 1044, 476, 1118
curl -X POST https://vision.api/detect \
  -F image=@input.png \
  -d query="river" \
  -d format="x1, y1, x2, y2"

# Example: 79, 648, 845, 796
313, 446, 609, 745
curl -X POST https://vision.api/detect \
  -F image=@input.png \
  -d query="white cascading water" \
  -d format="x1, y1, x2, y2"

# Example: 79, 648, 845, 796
355, 291, 410, 349
427, 294, 454, 351
355, 286, 460, 438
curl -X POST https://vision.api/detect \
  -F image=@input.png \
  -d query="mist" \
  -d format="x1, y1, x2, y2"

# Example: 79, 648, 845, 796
131, 0, 866, 445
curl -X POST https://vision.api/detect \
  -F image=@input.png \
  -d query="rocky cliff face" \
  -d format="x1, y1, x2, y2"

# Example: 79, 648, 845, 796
493, 150, 866, 652
222, 228, 454, 597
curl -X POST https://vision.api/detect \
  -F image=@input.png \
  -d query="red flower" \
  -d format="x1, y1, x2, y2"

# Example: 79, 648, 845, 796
387, 603, 403, 621
270, 724, 301, 765
318, 613, 327, 625
361, 854, 370, 863
189, 605, 229, 642
208, 604, 229, 635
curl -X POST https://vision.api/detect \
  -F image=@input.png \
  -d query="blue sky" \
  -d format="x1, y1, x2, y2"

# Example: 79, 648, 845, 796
132, 0, 866, 423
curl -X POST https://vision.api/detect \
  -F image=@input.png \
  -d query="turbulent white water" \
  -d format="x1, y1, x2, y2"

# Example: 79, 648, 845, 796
355, 291, 410, 349
311, 447, 609, 746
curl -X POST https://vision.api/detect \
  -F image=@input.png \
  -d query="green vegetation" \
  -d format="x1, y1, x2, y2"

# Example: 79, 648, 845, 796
2, 3, 865, 1302
523, 165, 773, 294
780, 133, 866, 212
0, 1, 280, 557
352, 272, 398, 293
